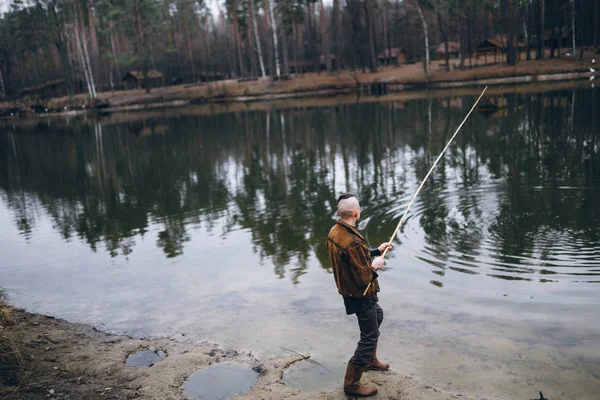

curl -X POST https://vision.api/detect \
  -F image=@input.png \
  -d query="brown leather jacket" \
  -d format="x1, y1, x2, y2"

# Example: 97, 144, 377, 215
326, 220, 380, 299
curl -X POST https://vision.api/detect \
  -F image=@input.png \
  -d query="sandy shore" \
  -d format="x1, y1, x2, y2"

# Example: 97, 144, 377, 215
1, 307, 482, 400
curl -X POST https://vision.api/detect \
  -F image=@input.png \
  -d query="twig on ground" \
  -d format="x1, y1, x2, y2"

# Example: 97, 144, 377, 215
280, 347, 331, 373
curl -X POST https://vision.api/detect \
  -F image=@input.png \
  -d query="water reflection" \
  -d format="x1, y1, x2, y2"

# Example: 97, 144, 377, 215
1, 88, 599, 284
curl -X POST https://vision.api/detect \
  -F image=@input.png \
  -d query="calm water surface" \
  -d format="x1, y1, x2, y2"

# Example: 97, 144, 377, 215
1, 86, 599, 399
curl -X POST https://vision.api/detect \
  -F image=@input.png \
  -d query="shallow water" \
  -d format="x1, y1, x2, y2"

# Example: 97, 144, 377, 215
125, 348, 166, 368
182, 363, 258, 399
0, 85, 599, 399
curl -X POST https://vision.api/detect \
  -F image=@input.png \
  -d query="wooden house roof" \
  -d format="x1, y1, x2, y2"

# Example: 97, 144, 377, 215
377, 47, 407, 59
435, 41, 460, 55
122, 70, 163, 81
476, 36, 525, 51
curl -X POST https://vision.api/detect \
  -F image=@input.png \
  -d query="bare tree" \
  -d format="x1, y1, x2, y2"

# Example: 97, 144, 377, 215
74, 1, 96, 98
571, 0, 576, 59
231, 0, 245, 77
537, 0, 545, 59
320, 0, 331, 72
266, 0, 281, 77
250, 0, 266, 78
413, 0, 429, 75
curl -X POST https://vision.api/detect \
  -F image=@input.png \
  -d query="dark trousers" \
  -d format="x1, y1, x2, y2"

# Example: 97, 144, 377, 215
349, 299, 383, 367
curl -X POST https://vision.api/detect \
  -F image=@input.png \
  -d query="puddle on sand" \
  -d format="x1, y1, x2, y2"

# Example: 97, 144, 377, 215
125, 348, 166, 368
183, 363, 258, 400
283, 359, 344, 392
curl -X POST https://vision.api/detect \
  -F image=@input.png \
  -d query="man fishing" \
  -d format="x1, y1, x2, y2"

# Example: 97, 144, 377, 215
326, 192, 392, 397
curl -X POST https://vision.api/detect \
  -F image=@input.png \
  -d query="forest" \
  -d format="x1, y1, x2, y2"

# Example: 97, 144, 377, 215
0, 0, 598, 100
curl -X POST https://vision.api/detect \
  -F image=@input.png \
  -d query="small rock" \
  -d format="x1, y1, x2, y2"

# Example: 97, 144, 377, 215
53, 367, 58, 370
45, 347, 50, 351
49, 389, 55, 395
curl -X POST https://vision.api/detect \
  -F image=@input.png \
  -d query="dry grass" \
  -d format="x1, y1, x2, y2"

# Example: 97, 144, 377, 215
0, 289, 22, 391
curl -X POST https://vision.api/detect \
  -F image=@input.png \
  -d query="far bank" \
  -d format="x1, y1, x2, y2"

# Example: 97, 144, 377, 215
0, 57, 596, 119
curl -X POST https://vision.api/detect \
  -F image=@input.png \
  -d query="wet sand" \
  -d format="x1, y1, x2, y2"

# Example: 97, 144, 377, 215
3, 307, 480, 400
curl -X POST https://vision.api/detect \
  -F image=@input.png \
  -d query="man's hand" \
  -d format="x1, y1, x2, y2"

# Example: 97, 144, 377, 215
372, 256, 385, 270
378, 242, 393, 254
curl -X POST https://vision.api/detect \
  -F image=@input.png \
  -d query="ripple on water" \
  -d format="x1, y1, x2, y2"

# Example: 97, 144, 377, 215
183, 363, 258, 400
366, 183, 600, 283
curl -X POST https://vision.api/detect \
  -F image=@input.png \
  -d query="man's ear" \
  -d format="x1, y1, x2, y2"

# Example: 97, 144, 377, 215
337, 209, 341, 216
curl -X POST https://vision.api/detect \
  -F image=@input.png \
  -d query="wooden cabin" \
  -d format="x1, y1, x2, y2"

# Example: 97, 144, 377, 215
435, 41, 460, 60
377, 48, 407, 65
288, 55, 336, 73
122, 70, 163, 90
319, 54, 337, 71
288, 60, 312, 74
475, 36, 525, 64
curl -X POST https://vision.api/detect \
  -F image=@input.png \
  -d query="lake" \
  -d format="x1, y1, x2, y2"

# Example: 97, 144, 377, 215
1, 85, 599, 399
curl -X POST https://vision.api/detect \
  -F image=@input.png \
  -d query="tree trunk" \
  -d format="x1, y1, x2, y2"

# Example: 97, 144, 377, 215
109, 26, 121, 87
364, 0, 377, 72
231, 0, 246, 77
333, 0, 342, 70
381, 0, 390, 66
183, 18, 196, 81
550, 6, 556, 59
135, 0, 144, 44
292, 15, 299, 73
468, 8, 474, 67
247, 0, 258, 77
438, 12, 450, 72
537, 0, 545, 59
250, 0, 267, 78
282, 26, 290, 75
595, 0, 599, 49
506, 1, 517, 66
320, 0, 331, 72
523, 9, 531, 60
571, 0, 576, 59
134, 0, 151, 93
229, 24, 238, 76
74, 2, 96, 99
459, 19, 465, 69
413, 0, 429, 76
306, 3, 317, 72
49, 0, 74, 95
0, 69, 4, 97
87, 0, 101, 83
579, 0, 584, 61
267, 0, 281, 77
558, 20, 563, 58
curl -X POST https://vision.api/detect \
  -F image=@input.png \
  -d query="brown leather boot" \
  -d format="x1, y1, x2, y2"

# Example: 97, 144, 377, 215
343, 362, 378, 397
365, 346, 389, 371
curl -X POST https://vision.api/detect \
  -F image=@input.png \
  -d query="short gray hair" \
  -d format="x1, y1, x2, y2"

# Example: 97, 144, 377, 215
338, 196, 360, 216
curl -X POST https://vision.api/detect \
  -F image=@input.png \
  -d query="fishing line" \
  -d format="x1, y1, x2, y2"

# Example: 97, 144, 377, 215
363, 86, 489, 296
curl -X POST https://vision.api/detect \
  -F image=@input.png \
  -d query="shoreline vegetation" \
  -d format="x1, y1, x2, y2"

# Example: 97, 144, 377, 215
0, 303, 475, 400
0, 57, 596, 120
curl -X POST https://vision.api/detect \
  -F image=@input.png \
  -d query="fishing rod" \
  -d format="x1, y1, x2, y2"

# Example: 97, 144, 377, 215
363, 86, 489, 296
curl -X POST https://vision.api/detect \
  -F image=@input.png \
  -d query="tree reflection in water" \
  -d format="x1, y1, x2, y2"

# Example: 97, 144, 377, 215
1, 87, 599, 284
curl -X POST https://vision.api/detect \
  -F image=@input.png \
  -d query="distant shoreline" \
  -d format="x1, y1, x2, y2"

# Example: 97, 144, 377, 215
0, 57, 596, 120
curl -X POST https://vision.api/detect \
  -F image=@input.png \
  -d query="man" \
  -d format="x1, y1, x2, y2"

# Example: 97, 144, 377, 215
326, 192, 392, 397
